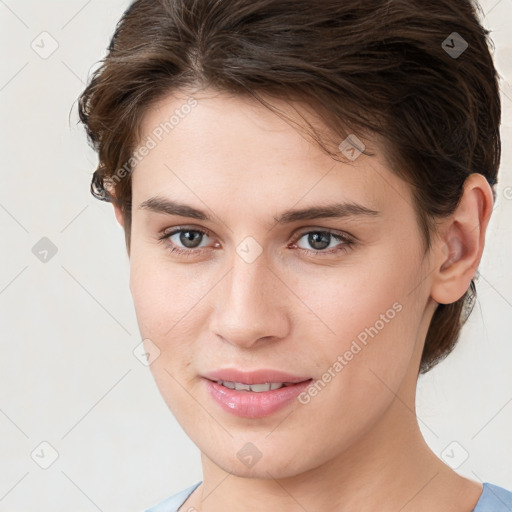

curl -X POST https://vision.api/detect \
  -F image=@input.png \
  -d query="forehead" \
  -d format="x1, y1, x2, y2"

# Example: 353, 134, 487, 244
131, 89, 412, 218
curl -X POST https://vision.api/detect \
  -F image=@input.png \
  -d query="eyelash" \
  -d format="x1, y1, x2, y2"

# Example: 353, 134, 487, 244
158, 226, 354, 258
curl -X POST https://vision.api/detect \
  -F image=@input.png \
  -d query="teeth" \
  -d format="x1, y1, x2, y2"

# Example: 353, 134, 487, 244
216, 380, 286, 392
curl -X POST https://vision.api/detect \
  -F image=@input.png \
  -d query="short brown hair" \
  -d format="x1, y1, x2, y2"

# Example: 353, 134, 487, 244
78, 0, 501, 373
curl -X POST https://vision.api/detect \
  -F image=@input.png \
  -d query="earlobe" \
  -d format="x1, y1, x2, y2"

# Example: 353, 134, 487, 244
430, 173, 494, 305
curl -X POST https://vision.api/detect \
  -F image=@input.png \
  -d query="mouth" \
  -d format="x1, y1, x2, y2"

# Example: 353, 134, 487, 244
211, 380, 301, 392
201, 369, 313, 418
202, 368, 312, 386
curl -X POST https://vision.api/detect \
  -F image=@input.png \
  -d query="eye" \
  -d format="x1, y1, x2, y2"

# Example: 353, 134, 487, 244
168, 229, 210, 249
291, 230, 353, 255
158, 227, 216, 256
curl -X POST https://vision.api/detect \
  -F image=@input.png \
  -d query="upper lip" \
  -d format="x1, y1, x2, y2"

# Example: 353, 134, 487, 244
203, 368, 312, 385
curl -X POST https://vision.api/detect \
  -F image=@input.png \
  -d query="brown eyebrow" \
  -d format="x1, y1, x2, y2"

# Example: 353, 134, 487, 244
274, 203, 380, 223
138, 196, 380, 223
139, 196, 210, 220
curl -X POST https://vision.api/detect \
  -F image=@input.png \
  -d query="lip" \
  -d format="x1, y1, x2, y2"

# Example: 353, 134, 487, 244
201, 368, 313, 418
202, 368, 311, 385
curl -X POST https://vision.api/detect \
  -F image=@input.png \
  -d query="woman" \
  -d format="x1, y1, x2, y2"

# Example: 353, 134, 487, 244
78, 0, 512, 510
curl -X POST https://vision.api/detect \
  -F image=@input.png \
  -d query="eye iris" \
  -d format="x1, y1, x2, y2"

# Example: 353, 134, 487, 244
180, 230, 202, 248
308, 232, 330, 250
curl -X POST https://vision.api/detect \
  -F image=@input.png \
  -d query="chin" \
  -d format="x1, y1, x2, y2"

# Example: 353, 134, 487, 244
198, 435, 320, 480
214, 453, 305, 480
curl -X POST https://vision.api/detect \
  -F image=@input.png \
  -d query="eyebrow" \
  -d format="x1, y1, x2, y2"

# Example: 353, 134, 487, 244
138, 196, 380, 223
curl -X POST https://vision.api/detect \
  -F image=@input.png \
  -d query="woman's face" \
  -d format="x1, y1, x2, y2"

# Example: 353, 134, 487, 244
126, 89, 438, 478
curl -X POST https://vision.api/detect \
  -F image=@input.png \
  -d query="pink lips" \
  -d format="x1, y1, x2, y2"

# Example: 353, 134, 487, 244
202, 368, 313, 418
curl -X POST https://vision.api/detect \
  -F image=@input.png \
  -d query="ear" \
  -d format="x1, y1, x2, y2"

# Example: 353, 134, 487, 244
113, 202, 125, 228
112, 202, 132, 259
430, 173, 494, 305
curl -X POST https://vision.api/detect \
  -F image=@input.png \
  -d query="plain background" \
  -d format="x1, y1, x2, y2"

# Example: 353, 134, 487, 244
0, 1, 511, 511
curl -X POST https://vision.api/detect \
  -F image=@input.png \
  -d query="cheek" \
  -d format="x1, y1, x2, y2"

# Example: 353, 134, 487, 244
287, 266, 419, 453
128, 242, 210, 340
129, 250, 206, 415
290, 250, 421, 390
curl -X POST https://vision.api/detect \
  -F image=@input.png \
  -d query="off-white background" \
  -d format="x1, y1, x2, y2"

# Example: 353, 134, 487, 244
0, 1, 511, 511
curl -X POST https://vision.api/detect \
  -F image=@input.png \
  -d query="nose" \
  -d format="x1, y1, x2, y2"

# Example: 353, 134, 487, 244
210, 249, 291, 349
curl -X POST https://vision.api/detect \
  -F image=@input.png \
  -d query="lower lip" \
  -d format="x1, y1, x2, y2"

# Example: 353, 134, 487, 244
203, 378, 313, 418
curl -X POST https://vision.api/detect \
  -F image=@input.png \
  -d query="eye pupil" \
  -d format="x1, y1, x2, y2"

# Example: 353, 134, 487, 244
309, 232, 330, 250
180, 230, 202, 248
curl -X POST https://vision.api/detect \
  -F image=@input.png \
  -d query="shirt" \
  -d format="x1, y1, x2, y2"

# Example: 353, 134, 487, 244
143, 481, 512, 512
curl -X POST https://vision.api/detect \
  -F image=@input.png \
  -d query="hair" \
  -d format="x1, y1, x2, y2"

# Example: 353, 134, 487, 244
77, 0, 501, 373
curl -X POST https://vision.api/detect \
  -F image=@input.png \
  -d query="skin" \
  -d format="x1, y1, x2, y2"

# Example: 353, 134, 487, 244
113, 89, 493, 512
